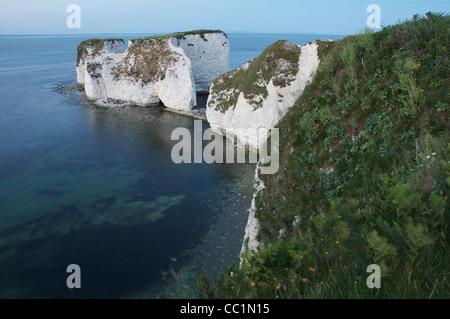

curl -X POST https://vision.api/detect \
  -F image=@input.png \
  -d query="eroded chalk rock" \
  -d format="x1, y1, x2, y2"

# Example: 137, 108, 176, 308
76, 30, 229, 112
206, 40, 320, 150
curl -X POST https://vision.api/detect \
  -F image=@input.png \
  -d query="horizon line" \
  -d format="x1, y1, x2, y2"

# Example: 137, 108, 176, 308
0, 30, 351, 37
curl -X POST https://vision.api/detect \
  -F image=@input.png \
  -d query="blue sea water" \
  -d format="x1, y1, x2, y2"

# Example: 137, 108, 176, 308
0, 32, 343, 298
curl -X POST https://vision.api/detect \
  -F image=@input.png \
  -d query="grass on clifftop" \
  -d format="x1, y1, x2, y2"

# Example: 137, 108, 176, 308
208, 40, 301, 112
76, 38, 123, 66
113, 37, 180, 85
198, 12, 449, 299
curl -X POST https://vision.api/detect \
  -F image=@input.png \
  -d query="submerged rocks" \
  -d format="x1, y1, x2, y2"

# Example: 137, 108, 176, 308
76, 30, 229, 111
206, 40, 320, 150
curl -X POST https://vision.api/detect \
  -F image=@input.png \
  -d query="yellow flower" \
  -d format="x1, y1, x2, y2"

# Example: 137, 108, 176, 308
309, 267, 315, 272
276, 285, 281, 290
250, 282, 255, 287
301, 278, 308, 283
354, 281, 358, 284
336, 240, 340, 244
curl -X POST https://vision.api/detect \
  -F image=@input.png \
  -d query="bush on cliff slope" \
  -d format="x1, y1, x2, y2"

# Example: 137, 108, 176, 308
198, 12, 449, 299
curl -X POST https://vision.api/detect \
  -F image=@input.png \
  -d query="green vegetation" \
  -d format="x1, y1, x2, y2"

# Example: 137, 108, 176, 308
113, 37, 179, 85
198, 13, 449, 299
76, 38, 123, 66
209, 40, 301, 112
86, 62, 102, 79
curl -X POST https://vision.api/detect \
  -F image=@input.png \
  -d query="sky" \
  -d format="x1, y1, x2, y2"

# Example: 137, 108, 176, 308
0, 0, 448, 35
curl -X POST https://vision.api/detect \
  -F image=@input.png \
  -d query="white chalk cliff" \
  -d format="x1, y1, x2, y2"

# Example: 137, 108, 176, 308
76, 31, 229, 111
206, 40, 320, 150
240, 162, 265, 261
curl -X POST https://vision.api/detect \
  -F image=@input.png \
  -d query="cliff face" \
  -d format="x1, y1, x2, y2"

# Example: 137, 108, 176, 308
206, 40, 320, 150
170, 32, 230, 93
240, 162, 265, 260
76, 31, 229, 111
76, 39, 125, 85
201, 40, 321, 256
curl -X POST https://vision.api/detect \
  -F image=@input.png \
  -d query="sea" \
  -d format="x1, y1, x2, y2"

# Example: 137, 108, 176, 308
0, 32, 343, 298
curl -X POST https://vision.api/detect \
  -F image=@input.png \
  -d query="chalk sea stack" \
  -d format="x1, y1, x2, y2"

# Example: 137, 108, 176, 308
76, 30, 229, 111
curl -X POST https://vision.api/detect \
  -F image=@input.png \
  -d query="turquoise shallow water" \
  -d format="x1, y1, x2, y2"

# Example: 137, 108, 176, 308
0, 33, 343, 298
